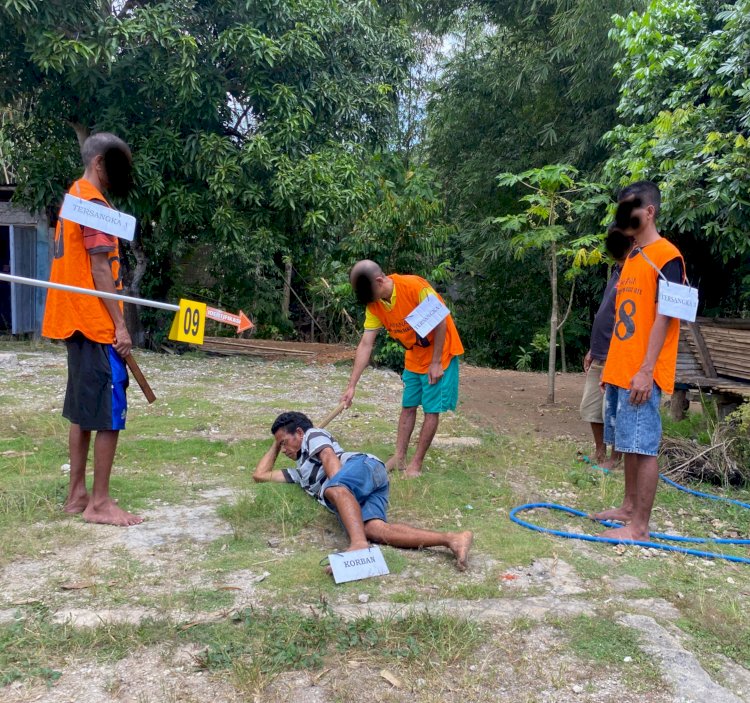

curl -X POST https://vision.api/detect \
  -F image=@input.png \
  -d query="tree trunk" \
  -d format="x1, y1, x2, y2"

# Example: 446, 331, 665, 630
547, 239, 558, 404
70, 122, 90, 149
122, 229, 148, 348
310, 301, 315, 343
282, 260, 292, 318
559, 328, 566, 373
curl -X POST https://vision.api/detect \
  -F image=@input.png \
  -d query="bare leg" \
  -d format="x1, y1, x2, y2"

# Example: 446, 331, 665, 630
322, 486, 370, 551
600, 448, 623, 470
365, 519, 473, 571
65, 424, 91, 513
590, 422, 606, 464
385, 406, 417, 472
601, 454, 658, 541
591, 452, 637, 522
82, 430, 142, 526
404, 412, 439, 478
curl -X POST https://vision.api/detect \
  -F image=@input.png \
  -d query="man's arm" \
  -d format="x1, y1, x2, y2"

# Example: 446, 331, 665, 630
252, 440, 289, 483
428, 319, 447, 384
89, 251, 131, 358
629, 257, 684, 404
318, 446, 342, 479
629, 314, 673, 405
341, 329, 379, 407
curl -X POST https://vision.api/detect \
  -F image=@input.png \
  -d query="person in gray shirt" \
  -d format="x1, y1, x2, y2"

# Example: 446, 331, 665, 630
579, 227, 631, 468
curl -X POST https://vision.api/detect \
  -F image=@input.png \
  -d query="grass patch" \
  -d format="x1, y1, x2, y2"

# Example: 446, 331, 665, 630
190, 604, 486, 693
0, 608, 173, 686
563, 615, 663, 692
220, 487, 319, 541
676, 592, 750, 669
0, 603, 485, 692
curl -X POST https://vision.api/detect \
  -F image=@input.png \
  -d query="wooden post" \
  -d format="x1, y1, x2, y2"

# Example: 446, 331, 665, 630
669, 389, 688, 420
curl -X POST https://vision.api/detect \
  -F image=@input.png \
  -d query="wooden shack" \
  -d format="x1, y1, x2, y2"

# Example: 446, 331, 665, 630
0, 185, 51, 335
674, 318, 750, 418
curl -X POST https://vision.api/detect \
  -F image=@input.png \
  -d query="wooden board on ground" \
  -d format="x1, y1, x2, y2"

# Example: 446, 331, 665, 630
196, 336, 355, 365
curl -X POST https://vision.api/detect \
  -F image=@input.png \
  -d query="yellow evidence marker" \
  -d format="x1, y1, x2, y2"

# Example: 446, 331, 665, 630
168, 298, 207, 345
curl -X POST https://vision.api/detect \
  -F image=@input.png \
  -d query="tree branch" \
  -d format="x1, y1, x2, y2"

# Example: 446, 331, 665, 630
556, 277, 576, 331
117, 0, 145, 19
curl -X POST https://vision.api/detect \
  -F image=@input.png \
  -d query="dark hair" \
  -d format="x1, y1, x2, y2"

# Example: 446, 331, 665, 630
271, 411, 313, 435
618, 180, 661, 218
605, 224, 632, 261
352, 272, 375, 305
81, 132, 133, 197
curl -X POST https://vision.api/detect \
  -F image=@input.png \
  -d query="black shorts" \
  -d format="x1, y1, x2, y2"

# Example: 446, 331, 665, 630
63, 332, 128, 431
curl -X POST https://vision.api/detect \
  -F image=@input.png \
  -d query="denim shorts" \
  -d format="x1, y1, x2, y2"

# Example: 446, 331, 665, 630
603, 383, 662, 456
322, 454, 389, 523
402, 356, 459, 413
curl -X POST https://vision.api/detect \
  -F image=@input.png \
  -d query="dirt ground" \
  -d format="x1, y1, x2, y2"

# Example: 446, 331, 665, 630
459, 365, 591, 441
7, 343, 745, 703
202, 339, 593, 441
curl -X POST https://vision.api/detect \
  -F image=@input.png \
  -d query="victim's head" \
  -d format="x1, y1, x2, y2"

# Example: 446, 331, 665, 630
271, 411, 313, 459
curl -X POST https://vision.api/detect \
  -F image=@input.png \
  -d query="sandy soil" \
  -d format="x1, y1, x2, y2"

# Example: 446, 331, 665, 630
459, 365, 591, 441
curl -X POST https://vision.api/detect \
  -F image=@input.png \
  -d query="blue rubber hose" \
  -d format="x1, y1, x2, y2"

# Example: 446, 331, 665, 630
509, 473, 750, 565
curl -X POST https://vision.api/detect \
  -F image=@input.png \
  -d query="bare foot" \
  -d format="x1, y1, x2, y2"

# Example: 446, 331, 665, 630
449, 531, 473, 571
82, 499, 143, 527
403, 461, 423, 478
385, 455, 406, 472
599, 454, 623, 470
600, 524, 649, 542
594, 449, 607, 465
590, 507, 632, 523
63, 494, 90, 514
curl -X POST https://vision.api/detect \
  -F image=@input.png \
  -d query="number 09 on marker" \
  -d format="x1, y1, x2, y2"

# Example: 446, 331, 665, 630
168, 299, 206, 344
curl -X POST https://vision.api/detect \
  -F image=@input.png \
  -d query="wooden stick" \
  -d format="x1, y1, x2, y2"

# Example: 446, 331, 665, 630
125, 354, 156, 404
318, 402, 346, 429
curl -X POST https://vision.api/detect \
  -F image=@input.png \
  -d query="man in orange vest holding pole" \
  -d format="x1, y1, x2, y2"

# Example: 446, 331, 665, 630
341, 260, 464, 478
42, 132, 142, 527
592, 181, 685, 541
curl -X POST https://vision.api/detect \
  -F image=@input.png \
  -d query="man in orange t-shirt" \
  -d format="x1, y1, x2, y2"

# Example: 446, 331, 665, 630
592, 181, 685, 542
341, 260, 464, 478
42, 132, 142, 527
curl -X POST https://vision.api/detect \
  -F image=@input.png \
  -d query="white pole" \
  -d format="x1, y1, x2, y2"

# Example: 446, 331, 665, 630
0, 273, 179, 312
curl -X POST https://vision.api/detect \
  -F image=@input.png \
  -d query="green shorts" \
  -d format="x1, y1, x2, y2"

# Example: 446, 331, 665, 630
402, 356, 459, 413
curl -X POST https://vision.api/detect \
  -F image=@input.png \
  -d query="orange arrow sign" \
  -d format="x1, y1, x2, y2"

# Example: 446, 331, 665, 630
206, 307, 253, 333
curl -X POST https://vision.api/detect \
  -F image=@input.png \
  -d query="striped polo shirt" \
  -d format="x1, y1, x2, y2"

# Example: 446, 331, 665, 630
281, 428, 374, 508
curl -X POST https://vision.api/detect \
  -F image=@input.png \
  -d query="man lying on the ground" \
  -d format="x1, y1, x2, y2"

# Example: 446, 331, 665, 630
252, 411, 473, 571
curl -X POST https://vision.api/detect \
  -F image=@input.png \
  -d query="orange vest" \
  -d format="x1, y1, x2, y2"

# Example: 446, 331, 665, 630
367, 274, 464, 373
602, 237, 684, 394
42, 179, 123, 343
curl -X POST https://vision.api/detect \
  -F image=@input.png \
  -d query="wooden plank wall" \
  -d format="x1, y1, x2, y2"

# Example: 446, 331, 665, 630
677, 318, 750, 389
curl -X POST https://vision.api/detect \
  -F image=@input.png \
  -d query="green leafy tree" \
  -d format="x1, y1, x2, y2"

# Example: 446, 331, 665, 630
421, 1, 644, 366
603, 0, 750, 310
492, 165, 607, 402
0, 0, 413, 343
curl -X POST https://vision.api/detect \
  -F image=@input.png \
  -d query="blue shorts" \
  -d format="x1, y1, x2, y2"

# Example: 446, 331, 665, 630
603, 383, 662, 456
322, 454, 389, 523
402, 356, 459, 413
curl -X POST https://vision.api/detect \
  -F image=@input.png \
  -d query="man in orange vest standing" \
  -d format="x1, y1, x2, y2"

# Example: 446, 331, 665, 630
42, 132, 142, 527
592, 181, 685, 541
341, 260, 464, 478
